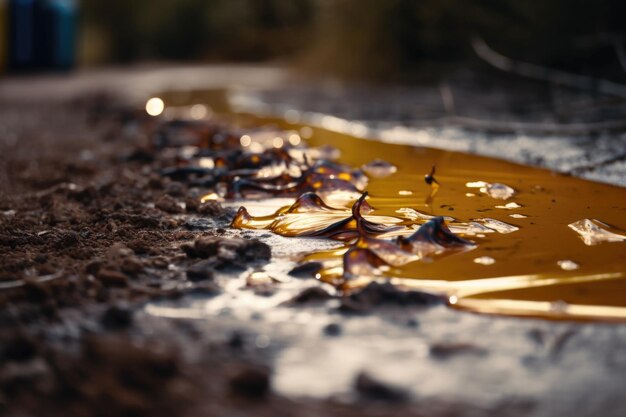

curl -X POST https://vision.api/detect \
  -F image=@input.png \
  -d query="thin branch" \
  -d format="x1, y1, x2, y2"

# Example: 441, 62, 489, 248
472, 36, 626, 98
447, 115, 626, 136
0, 273, 62, 291
570, 152, 626, 175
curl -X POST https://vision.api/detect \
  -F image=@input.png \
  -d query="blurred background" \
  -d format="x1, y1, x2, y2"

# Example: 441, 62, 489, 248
1, 0, 626, 82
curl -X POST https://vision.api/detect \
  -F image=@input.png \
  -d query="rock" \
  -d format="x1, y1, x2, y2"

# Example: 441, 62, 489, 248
197, 201, 227, 217
148, 174, 164, 189
2, 333, 38, 363
183, 237, 220, 258
184, 197, 200, 213
186, 261, 215, 282
127, 239, 151, 255
151, 257, 169, 269
354, 372, 408, 402
165, 181, 186, 197
429, 342, 488, 360
85, 260, 103, 275
101, 304, 133, 330
120, 256, 144, 276
228, 331, 246, 350
288, 287, 332, 304
240, 239, 271, 262
406, 318, 419, 328
217, 246, 239, 263
186, 283, 220, 296
323, 323, 342, 336
183, 237, 270, 264
107, 243, 134, 259
96, 269, 128, 287
182, 218, 213, 231
21, 279, 52, 303
229, 365, 271, 399
125, 147, 155, 162
34, 254, 48, 264
155, 195, 184, 214
288, 262, 322, 278
339, 282, 441, 313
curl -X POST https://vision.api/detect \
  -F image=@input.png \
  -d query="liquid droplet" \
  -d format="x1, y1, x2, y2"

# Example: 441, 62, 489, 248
472, 218, 520, 234
466, 181, 488, 188
568, 219, 626, 246
496, 202, 523, 209
361, 159, 397, 178
395, 208, 454, 222
484, 183, 516, 200
447, 221, 495, 235
473, 256, 496, 265
557, 260, 579, 271
467, 181, 515, 200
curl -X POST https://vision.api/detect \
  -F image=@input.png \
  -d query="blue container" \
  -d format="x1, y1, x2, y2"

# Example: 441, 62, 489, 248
0, 0, 7, 72
8, 0, 76, 72
8, 0, 36, 70
40, 0, 76, 70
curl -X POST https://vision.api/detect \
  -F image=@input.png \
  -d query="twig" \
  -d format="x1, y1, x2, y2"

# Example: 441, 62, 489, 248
570, 152, 626, 175
472, 36, 626, 98
549, 328, 577, 358
447, 115, 626, 135
0, 273, 63, 291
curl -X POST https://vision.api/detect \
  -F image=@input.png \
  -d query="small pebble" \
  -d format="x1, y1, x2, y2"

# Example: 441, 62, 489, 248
323, 323, 342, 337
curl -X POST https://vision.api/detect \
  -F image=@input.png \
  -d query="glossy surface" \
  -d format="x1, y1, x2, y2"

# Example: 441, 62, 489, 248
234, 114, 626, 321
159, 90, 626, 321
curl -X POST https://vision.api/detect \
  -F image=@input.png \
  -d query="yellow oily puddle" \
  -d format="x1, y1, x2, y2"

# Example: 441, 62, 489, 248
232, 116, 626, 321
154, 90, 626, 321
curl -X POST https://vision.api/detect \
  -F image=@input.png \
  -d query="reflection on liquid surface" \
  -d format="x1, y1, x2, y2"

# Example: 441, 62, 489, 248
156, 90, 626, 321
231, 115, 626, 321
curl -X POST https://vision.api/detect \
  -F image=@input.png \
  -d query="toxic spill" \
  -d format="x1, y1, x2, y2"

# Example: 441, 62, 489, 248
230, 117, 626, 321
152, 91, 626, 321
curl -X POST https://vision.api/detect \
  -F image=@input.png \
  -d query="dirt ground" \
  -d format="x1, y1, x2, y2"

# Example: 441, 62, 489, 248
1, 66, 626, 417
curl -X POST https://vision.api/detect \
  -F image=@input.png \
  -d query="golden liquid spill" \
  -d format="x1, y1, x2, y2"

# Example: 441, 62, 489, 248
231, 115, 626, 321
155, 90, 626, 321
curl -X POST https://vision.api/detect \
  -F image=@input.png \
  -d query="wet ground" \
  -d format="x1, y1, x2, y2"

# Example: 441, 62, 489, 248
1, 64, 626, 417
231, 70, 626, 187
